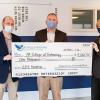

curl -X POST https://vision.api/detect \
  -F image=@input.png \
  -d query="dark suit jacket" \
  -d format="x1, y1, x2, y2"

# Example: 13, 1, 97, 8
0, 31, 21, 83
92, 36, 100, 78
35, 28, 67, 42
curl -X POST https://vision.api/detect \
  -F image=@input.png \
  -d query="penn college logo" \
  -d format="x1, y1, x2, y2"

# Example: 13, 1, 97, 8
15, 44, 25, 51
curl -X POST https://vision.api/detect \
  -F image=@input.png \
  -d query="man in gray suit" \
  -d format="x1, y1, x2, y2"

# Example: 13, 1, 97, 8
35, 13, 68, 100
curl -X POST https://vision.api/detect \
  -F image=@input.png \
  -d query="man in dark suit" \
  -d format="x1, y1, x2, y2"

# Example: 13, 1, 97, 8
35, 13, 67, 100
0, 16, 21, 100
92, 19, 100, 100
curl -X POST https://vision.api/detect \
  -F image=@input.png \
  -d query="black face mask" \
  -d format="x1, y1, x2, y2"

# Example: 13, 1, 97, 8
97, 28, 100, 33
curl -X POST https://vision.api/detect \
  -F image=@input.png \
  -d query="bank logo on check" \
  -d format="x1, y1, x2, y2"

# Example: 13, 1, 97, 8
15, 44, 25, 51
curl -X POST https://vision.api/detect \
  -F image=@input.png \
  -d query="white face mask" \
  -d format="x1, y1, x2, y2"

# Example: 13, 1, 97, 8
4, 25, 13, 33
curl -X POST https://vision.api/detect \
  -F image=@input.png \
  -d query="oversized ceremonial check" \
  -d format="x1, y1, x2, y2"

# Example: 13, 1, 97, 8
12, 42, 92, 77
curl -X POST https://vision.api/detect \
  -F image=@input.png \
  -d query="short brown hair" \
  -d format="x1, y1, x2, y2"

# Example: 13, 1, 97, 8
96, 19, 100, 28
47, 13, 57, 18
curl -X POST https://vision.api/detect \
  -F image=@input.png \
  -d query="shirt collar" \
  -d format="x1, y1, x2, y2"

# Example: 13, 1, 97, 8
47, 28, 56, 33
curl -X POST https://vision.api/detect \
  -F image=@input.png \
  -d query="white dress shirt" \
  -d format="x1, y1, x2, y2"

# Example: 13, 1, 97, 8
47, 30, 55, 42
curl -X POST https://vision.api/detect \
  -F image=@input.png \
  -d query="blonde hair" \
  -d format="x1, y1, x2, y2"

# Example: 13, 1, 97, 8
2, 16, 14, 23
2, 16, 14, 28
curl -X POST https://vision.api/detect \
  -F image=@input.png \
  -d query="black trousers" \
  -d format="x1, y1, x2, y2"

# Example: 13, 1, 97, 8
91, 77, 100, 100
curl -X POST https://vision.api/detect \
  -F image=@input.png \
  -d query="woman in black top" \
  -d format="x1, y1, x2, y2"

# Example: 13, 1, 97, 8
92, 19, 100, 100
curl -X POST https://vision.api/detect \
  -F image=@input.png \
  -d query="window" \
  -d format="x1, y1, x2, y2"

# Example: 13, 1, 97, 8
97, 10, 100, 20
72, 9, 94, 30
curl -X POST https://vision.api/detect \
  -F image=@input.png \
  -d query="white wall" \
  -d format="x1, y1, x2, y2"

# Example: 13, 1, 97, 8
0, 0, 100, 36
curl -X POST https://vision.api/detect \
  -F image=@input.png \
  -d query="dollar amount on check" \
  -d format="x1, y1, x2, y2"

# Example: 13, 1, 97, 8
12, 42, 92, 77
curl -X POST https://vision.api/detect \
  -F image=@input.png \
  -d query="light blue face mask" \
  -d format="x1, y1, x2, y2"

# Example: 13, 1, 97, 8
47, 20, 57, 29
4, 26, 13, 33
